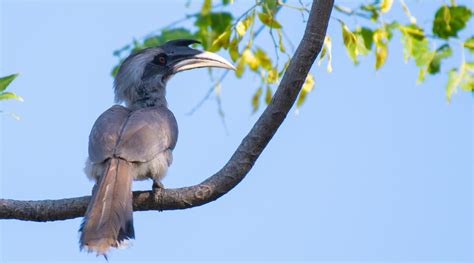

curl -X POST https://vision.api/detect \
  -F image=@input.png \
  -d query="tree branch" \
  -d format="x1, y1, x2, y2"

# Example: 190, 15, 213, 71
0, 0, 334, 222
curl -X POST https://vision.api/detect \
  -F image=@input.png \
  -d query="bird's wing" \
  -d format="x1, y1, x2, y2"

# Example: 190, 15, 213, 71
88, 105, 131, 163
114, 106, 178, 162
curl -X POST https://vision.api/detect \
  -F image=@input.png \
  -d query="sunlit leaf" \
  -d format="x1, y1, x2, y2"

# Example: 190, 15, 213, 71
255, 48, 272, 70
325, 36, 333, 73
399, 24, 429, 64
251, 86, 262, 112
296, 73, 315, 108
463, 36, 474, 53
341, 21, 367, 64
195, 12, 233, 49
236, 13, 254, 37
235, 57, 246, 77
229, 37, 240, 62
374, 28, 388, 70
318, 45, 326, 66
0, 91, 23, 102
341, 22, 358, 63
267, 68, 278, 83
446, 62, 473, 101
0, 74, 18, 92
446, 68, 462, 101
265, 85, 272, 104
412, 39, 435, 68
258, 12, 282, 29
433, 5, 472, 39
209, 29, 231, 51
427, 44, 452, 74
201, 0, 212, 15
399, 24, 425, 40
318, 35, 332, 73
381, 0, 393, 13
242, 49, 260, 71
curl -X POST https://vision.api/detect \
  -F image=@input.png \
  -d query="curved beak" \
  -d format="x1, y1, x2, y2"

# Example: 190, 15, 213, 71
170, 50, 235, 74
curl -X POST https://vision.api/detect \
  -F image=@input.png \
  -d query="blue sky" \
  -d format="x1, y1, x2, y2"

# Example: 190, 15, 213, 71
0, 0, 472, 262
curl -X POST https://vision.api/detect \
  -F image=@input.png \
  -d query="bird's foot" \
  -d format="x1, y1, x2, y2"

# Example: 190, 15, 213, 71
152, 181, 164, 192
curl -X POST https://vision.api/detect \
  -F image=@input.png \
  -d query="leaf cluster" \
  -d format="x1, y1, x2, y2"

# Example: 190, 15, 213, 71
112, 0, 314, 113
0, 74, 22, 119
334, 0, 473, 101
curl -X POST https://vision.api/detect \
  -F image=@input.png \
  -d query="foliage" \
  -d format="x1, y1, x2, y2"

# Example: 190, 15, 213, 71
334, 0, 473, 102
112, 0, 473, 115
0, 74, 22, 119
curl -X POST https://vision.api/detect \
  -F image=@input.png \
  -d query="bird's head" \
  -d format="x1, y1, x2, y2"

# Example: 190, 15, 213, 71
114, 39, 235, 107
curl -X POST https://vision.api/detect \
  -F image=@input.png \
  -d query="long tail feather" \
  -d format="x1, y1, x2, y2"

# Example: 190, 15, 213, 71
79, 158, 134, 256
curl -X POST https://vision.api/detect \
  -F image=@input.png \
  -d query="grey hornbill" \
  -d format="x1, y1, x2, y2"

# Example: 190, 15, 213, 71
79, 39, 235, 255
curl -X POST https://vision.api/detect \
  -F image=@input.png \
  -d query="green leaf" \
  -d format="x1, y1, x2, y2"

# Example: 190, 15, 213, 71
201, 0, 212, 15
209, 29, 231, 52
143, 36, 161, 47
262, 0, 278, 15
195, 12, 233, 49
236, 13, 254, 37
374, 28, 388, 70
235, 57, 246, 77
111, 64, 120, 77
251, 86, 262, 112
242, 49, 260, 71
161, 28, 194, 42
341, 22, 358, 63
255, 48, 272, 70
341, 22, 367, 64
296, 73, 315, 108
446, 68, 462, 101
433, 5, 472, 39
381, 0, 394, 13
412, 39, 435, 68
229, 37, 240, 62
266, 68, 278, 83
265, 85, 272, 104
399, 24, 427, 62
427, 44, 452, 74
445, 62, 474, 101
356, 27, 374, 50
142, 27, 194, 49
318, 35, 333, 73
0, 74, 18, 92
258, 12, 282, 29
0, 91, 23, 101
463, 36, 474, 53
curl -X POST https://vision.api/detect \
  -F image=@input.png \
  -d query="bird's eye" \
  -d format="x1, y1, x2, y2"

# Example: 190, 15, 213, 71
153, 54, 167, 65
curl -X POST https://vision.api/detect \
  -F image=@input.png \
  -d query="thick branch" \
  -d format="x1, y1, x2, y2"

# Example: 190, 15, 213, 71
0, 0, 334, 222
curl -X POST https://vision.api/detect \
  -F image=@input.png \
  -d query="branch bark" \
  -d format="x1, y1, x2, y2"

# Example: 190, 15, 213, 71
0, 0, 334, 222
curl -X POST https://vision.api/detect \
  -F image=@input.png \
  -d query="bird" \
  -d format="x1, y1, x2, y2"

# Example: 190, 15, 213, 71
79, 39, 235, 256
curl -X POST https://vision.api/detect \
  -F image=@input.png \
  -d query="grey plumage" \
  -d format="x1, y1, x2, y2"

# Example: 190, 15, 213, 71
80, 39, 234, 256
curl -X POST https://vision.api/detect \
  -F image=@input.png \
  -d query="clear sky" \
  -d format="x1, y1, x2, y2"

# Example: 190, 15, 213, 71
0, 0, 472, 262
